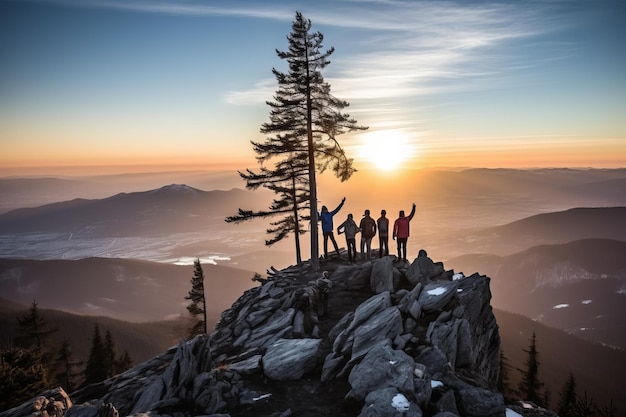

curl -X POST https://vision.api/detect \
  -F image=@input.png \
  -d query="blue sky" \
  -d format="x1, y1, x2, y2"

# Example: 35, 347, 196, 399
1, 0, 625, 173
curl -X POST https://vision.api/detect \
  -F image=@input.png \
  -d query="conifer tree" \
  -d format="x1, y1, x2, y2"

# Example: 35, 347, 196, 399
517, 331, 545, 406
239, 11, 366, 269
226, 157, 310, 265
55, 340, 83, 392
185, 259, 207, 337
84, 323, 107, 384
557, 372, 578, 417
14, 299, 56, 389
103, 329, 117, 377
15, 299, 57, 351
0, 345, 49, 410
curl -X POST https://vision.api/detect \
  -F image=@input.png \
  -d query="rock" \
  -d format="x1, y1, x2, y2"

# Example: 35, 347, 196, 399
0, 388, 72, 417
351, 306, 404, 361
406, 255, 445, 286
348, 340, 418, 401
417, 282, 458, 312
263, 338, 322, 380
358, 387, 423, 417
370, 256, 395, 294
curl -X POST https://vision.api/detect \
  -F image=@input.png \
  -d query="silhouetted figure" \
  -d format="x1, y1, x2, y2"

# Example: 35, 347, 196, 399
393, 203, 416, 261
310, 271, 333, 317
359, 209, 377, 260
377, 209, 390, 257
337, 213, 360, 263
318, 198, 345, 259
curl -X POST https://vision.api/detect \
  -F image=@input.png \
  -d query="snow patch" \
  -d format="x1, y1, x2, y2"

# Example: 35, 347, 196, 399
506, 408, 523, 417
391, 393, 410, 411
452, 272, 464, 281
553, 303, 569, 309
253, 393, 272, 401
427, 286, 447, 296
431, 380, 443, 389
581, 299, 592, 305
389, 360, 397, 365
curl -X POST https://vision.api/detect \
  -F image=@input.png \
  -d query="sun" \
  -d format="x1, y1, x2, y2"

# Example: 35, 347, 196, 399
357, 130, 416, 171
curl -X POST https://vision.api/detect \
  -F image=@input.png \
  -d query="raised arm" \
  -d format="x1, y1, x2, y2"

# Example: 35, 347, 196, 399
407, 203, 416, 221
331, 197, 346, 215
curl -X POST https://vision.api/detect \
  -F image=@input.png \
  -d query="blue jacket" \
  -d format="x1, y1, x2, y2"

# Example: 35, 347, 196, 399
318, 200, 344, 232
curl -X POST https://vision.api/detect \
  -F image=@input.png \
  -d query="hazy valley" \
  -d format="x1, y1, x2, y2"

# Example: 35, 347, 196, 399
1, 167, 626, 413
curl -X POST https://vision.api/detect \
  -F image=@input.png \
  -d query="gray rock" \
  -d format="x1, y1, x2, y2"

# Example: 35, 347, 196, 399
351, 307, 404, 361
228, 354, 262, 375
417, 282, 458, 312
348, 340, 416, 401
370, 256, 395, 294
358, 387, 423, 417
406, 256, 445, 286
263, 338, 321, 380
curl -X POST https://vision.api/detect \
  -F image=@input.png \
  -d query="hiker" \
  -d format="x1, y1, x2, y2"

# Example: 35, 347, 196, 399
309, 271, 333, 317
377, 209, 390, 257
337, 213, 360, 263
359, 209, 377, 260
392, 203, 416, 262
318, 197, 345, 259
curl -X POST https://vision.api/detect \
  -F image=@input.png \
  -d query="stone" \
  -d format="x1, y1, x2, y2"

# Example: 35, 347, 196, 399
370, 256, 395, 294
263, 338, 321, 380
351, 306, 404, 361
348, 340, 416, 400
417, 282, 458, 312
357, 387, 423, 417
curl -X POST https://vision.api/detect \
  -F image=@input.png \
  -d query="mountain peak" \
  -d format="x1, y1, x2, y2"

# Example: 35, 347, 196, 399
12, 254, 538, 417
151, 184, 202, 194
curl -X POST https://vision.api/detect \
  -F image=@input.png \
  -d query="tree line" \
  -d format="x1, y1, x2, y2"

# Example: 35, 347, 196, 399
502, 331, 617, 416
0, 300, 132, 410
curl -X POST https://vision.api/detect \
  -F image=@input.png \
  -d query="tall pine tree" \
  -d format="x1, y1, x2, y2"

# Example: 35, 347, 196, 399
517, 331, 545, 406
185, 259, 207, 337
557, 372, 577, 417
55, 340, 83, 392
237, 11, 366, 269
84, 323, 107, 384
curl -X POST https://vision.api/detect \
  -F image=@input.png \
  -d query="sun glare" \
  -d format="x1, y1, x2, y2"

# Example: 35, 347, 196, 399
357, 130, 417, 171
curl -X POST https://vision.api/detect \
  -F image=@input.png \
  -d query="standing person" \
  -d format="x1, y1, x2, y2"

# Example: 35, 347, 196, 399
318, 197, 345, 259
392, 203, 416, 262
337, 213, 360, 263
377, 209, 390, 257
359, 209, 377, 260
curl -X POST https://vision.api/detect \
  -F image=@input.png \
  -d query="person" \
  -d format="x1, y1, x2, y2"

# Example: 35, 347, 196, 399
359, 209, 377, 260
318, 198, 345, 259
337, 213, 360, 263
377, 209, 390, 257
309, 271, 333, 317
392, 203, 416, 262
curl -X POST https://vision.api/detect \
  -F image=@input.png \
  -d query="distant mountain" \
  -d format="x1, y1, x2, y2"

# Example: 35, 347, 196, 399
437, 207, 626, 256
0, 184, 266, 237
447, 238, 626, 349
0, 257, 258, 323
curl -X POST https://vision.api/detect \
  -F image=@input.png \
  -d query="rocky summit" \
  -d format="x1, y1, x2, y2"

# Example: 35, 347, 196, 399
2, 252, 529, 417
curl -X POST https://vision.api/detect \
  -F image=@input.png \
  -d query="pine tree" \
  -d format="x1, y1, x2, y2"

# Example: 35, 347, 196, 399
226, 158, 310, 265
103, 329, 116, 378
15, 299, 57, 351
251, 11, 367, 269
84, 323, 107, 384
185, 259, 207, 337
115, 350, 133, 374
13, 299, 56, 389
498, 348, 515, 402
517, 331, 545, 406
557, 372, 578, 417
0, 345, 50, 410
54, 340, 83, 392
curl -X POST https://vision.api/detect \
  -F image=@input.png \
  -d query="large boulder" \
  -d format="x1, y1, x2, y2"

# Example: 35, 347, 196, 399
370, 256, 395, 294
263, 338, 321, 380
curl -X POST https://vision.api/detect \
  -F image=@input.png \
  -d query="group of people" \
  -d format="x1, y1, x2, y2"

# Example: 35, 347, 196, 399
318, 198, 417, 263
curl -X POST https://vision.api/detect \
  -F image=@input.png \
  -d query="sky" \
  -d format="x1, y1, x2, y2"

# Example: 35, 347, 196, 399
1, 0, 625, 175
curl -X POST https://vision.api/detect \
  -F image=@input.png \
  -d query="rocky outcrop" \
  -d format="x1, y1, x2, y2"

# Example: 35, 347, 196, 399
2, 253, 512, 417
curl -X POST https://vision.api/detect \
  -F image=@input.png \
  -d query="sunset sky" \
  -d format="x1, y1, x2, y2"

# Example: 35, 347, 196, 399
1, 0, 625, 175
